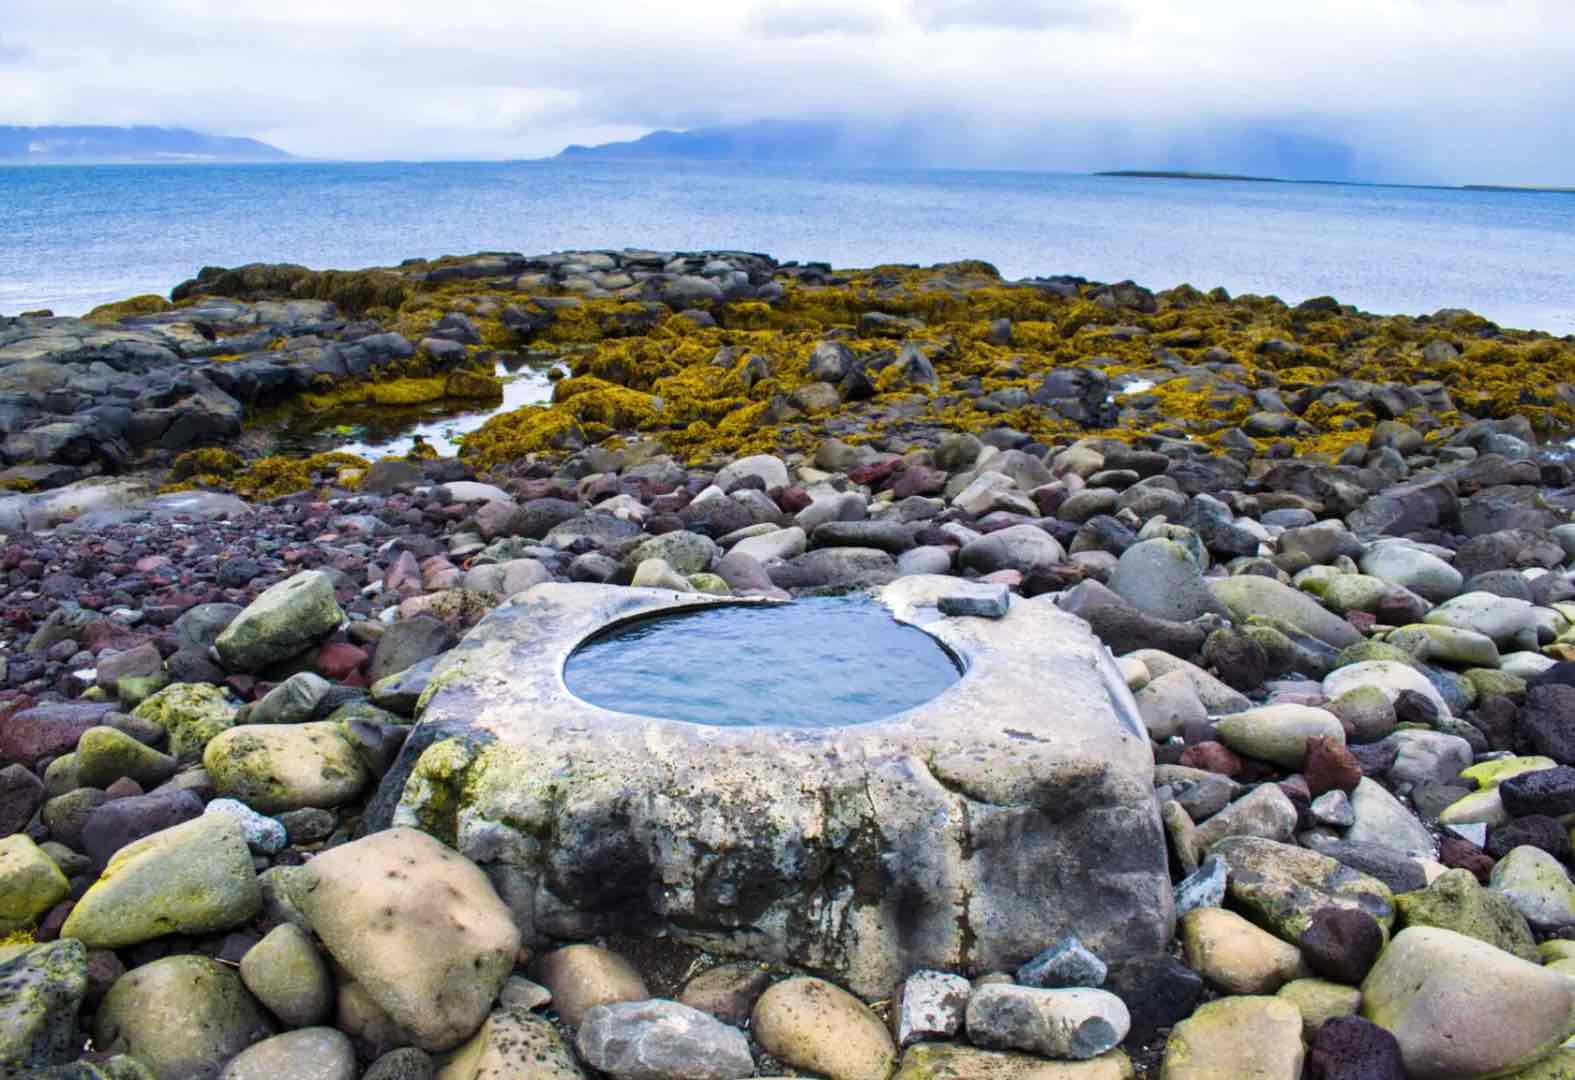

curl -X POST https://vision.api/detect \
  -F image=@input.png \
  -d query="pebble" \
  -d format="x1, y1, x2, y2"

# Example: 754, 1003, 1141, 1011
964, 985, 1131, 1061
205, 797, 288, 854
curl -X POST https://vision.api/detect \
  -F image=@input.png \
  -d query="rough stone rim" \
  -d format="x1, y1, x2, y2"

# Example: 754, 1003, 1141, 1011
502, 579, 1143, 741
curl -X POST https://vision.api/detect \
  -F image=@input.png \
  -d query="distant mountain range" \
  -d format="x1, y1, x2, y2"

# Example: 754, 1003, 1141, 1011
0, 126, 292, 164
557, 119, 1379, 183
557, 119, 926, 169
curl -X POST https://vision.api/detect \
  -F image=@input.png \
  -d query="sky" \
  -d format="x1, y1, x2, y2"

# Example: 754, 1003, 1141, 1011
1, 0, 1572, 184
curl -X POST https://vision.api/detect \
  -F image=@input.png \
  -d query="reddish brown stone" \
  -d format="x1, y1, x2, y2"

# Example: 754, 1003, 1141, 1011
1438, 836, 1495, 884
891, 466, 947, 499
776, 487, 813, 514
35, 900, 73, 942
1178, 741, 1245, 778
1300, 906, 1385, 985
0, 701, 116, 768
1305, 735, 1364, 795
102, 777, 144, 801
314, 641, 369, 681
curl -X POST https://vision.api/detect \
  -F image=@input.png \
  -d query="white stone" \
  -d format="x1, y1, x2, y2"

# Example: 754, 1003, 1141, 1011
204, 798, 287, 855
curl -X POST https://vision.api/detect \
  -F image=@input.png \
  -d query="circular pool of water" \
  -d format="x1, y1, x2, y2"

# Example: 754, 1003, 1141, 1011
563, 596, 963, 728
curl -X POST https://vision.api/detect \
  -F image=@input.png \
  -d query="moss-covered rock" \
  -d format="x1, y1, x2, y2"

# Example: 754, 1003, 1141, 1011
203, 722, 370, 813
214, 570, 345, 672
93, 955, 276, 1078
1394, 867, 1538, 961
1160, 996, 1304, 1080
60, 814, 261, 948
0, 938, 89, 1075
130, 682, 237, 763
1212, 836, 1394, 944
0, 835, 70, 935
73, 726, 178, 789
83, 294, 172, 325
238, 923, 333, 1028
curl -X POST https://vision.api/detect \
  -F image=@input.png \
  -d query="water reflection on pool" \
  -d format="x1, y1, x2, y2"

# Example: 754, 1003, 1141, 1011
564, 596, 963, 728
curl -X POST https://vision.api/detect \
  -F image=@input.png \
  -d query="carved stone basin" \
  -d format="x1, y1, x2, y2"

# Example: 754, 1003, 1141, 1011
378, 575, 1172, 997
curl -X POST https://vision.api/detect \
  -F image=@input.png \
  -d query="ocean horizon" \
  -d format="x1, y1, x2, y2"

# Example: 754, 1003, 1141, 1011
3, 157, 1573, 334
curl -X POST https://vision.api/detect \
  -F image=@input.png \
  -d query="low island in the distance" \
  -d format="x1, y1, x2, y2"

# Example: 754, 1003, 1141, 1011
1097, 169, 1575, 195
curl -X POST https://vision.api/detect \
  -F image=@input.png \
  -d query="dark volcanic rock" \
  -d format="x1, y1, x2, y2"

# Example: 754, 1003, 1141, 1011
1104, 953, 1203, 1044
1299, 906, 1385, 985
1499, 765, 1575, 818
1305, 1016, 1406, 1080
80, 788, 204, 868
1519, 684, 1575, 763
0, 763, 46, 836
1345, 475, 1458, 537
1487, 815, 1572, 861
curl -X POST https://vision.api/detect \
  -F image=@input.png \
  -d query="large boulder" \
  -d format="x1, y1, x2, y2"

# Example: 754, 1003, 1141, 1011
1362, 926, 1575, 1079
296, 827, 520, 1052
215, 571, 345, 672
382, 578, 1170, 998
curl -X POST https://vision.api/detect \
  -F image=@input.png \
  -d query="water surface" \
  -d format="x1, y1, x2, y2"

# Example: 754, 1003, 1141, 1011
2, 160, 1571, 333
564, 596, 961, 728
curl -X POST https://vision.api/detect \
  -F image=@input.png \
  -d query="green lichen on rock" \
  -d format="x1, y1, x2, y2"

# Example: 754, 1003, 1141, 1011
0, 836, 70, 935
131, 682, 238, 764
202, 721, 370, 813
91, 955, 276, 1078
226, 451, 369, 499
83, 295, 172, 325
61, 815, 261, 949
0, 938, 89, 1075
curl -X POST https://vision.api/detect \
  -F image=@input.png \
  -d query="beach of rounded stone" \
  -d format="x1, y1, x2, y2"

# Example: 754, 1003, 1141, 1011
3, 249, 1575, 1079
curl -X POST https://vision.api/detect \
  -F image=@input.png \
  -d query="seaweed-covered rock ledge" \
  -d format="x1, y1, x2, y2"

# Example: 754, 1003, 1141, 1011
4, 249, 1575, 1078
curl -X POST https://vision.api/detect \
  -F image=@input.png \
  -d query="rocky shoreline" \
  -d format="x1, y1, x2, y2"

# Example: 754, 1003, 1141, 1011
3, 250, 1575, 1078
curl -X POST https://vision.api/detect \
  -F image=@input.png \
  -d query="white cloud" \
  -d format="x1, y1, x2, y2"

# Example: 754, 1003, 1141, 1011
746, 1, 890, 37
0, 0, 1570, 183
907, 0, 1115, 30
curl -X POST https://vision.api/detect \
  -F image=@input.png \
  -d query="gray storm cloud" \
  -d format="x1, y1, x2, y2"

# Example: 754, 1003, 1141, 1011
0, 0, 1570, 185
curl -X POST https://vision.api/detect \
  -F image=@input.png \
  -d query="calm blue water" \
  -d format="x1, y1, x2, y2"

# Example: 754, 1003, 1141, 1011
1, 159, 1572, 333
564, 597, 961, 727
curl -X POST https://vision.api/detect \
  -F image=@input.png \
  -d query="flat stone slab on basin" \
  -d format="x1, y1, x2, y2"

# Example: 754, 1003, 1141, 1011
380, 576, 1170, 997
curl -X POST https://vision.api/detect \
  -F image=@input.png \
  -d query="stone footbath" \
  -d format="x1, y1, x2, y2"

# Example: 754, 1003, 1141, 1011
376, 575, 1172, 997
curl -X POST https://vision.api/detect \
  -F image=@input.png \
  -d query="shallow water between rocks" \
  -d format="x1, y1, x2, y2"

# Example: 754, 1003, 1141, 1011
564, 596, 963, 727
267, 355, 556, 458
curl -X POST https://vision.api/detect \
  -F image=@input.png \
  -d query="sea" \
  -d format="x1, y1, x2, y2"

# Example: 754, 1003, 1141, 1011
1, 159, 1572, 334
